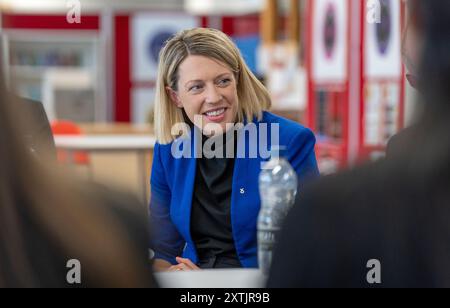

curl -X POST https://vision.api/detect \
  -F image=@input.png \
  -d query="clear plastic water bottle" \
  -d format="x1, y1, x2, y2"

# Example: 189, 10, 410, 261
258, 147, 298, 275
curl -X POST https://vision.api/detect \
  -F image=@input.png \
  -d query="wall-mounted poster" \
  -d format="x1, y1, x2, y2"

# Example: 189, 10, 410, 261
364, 0, 402, 79
132, 13, 199, 82
259, 43, 307, 110
364, 82, 400, 146
312, 0, 348, 84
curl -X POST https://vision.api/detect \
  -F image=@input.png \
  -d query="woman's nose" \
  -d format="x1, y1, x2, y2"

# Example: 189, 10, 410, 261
205, 85, 223, 104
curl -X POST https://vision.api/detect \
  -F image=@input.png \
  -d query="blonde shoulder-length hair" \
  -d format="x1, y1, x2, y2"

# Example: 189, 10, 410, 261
154, 28, 272, 144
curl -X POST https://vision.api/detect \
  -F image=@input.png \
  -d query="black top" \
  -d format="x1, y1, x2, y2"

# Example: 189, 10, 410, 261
190, 131, 241, 267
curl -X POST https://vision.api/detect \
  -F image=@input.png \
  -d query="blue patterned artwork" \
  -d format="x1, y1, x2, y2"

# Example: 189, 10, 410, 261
147, 31, 174, 64
323, 3, 337, 60
376, 0, 392, 56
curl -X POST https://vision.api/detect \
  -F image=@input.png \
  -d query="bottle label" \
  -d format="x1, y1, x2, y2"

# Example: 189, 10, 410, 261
258, 227, 281, 249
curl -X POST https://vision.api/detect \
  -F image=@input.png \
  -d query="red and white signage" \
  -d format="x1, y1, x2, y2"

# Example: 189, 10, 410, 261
312, 0, 349, 84
364, 0, 402, 79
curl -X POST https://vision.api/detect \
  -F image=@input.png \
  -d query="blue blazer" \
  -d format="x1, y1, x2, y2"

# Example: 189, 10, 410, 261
149, 111, 319, 268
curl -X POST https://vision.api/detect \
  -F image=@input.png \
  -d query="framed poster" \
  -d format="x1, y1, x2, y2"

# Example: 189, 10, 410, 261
312, 0, 348, 84
132, 13, 199, 82
364, 0, 402, 79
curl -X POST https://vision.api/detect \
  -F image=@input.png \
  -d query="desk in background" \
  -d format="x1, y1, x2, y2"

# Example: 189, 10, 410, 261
55, 135, 156, 202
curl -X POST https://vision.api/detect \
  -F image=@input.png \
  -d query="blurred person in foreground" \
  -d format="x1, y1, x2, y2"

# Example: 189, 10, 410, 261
0, 79, 155, 287
386, 0, 423, 157
268, 0, 450, 288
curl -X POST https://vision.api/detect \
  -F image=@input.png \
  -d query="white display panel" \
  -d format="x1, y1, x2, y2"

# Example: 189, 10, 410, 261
312, 0, 348, 84
132, 13, 199, 82
364, 0, 402, 79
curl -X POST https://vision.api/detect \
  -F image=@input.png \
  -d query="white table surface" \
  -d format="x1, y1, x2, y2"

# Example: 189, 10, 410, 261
155, 269, 267, 288
54, 135, 156, 151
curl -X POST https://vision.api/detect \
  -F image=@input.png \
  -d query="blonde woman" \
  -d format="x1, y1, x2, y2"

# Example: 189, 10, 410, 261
150, 28, 319, 272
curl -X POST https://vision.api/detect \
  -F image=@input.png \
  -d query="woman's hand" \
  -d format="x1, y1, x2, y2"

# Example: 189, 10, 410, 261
168, 257, 201, 272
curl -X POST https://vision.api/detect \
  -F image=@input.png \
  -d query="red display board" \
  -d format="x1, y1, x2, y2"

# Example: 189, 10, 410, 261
306, 0, 405, 173
360, 0, 405, 161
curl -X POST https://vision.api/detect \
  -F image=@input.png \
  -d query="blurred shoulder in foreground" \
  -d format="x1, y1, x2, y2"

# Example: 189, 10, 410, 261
268, 142, 450, 287
1, 87, 155, 288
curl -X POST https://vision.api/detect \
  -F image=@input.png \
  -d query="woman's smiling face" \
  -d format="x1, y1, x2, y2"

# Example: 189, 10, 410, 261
167, 55, 239, 136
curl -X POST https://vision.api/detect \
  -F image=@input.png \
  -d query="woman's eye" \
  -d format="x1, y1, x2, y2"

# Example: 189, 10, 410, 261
190, 85, 203, 92
218, 79, 231, 86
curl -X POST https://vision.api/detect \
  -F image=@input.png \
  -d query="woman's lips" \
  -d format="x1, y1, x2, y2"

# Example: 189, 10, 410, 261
203, 108, 227, 123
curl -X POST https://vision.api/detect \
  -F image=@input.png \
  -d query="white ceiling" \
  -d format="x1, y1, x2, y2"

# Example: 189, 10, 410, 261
0, 0, 276, 14
185, 0, 264, 15
0, 0, 186, 13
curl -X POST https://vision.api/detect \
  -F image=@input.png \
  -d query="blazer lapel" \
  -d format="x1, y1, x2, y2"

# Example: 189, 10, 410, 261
230, 124, 253, 250
177, 127, 200, 246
